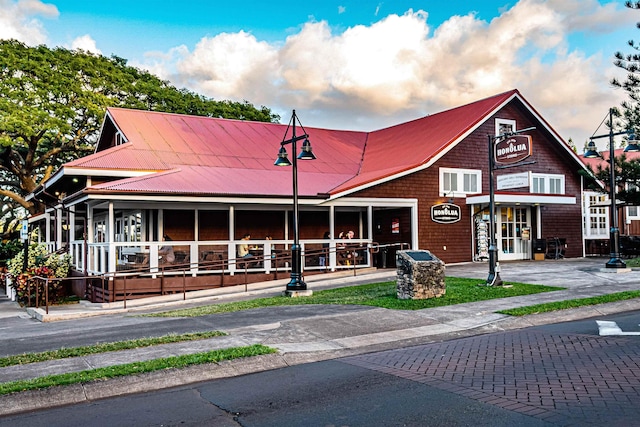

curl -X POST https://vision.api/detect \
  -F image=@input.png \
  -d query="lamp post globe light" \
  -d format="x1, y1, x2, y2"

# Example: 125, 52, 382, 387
274, 110, 316, 295
583, 108, 639, 269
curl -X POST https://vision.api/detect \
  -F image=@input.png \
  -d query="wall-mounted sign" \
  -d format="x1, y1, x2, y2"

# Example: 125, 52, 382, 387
20, 220, 28, 241
431, 203, 461, 224
391, 218, 400, 234
495, 135, 532, 165
497, 171, 529, 190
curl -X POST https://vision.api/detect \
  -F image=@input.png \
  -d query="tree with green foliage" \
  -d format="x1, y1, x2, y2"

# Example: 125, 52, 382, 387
585, 2, 640, 206
612, 2, 640, 134
0, 39, 279, 231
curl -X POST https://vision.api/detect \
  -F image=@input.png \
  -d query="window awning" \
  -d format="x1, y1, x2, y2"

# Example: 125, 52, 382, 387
465, 194, 576, 205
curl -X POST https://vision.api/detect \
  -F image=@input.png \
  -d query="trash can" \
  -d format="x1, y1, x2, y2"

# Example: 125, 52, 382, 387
532, 238, 546, 261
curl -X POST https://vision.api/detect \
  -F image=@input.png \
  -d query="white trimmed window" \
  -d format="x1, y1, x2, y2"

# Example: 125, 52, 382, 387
531, 173, 564, 195
440, 168, 482, 196
496, 118, 516, 136
583, 192, 608, 238
626, 183, 640, 219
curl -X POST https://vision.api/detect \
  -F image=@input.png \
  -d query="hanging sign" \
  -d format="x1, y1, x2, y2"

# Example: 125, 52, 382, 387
495, 135, 532, 165
431, 203, 461, 224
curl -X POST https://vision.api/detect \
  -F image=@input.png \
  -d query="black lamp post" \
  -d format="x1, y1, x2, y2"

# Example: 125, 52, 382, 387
486, 133, 503, 287
583, 108, 639, 269
274, 110, 316, 292
486, 126, 536, 286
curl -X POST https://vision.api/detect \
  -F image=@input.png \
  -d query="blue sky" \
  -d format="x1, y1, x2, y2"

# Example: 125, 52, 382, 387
1, 0, 638, 147
43, 2, 519, 58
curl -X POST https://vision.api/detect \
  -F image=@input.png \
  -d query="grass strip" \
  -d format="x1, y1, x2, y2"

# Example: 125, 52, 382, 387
0, 331, 227, 368
0, 344, 276, 396
145, 278, 561, 317
497, 290, 640, 316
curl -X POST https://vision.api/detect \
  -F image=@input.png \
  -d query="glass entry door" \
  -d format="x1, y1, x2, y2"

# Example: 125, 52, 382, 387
498, 206, 530, 260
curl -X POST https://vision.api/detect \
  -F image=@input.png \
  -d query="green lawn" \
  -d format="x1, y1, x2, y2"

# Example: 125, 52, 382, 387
0, 331, 227, 368
497, 290, 640, 316
145, 278, 562, 317
0, 344, 276, 396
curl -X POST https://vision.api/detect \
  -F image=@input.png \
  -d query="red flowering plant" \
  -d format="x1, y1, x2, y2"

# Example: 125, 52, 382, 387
11, 266, 63, 307
7, 242, 71, 307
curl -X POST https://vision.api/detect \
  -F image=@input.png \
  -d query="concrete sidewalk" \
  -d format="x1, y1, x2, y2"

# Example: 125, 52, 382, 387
1, 257, 640, 415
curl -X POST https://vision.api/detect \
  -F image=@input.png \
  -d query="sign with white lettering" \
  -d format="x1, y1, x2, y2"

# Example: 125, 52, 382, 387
431, 203, 461, 224
495, 135, 532, 165
20, 220, 28, 241
497, 172, 529, 190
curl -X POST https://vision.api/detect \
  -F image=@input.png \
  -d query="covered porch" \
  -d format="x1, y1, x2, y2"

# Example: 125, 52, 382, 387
30, 196, 417, 301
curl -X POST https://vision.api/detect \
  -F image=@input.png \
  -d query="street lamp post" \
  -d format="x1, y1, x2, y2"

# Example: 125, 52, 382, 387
583, 108, 638, 269
486, 126, 536, 286
486, 133, 502, 287
274, 110, 316, 293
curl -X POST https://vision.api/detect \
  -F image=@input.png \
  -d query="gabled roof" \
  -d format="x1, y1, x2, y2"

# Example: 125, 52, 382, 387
66, 108, 366, 198
331, 90, 520, 194
52, 89, 587, 201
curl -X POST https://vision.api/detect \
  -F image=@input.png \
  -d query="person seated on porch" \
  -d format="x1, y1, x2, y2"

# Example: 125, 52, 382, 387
237, 233, 258, 268
337, 231, 347, 265
319, 231, 330, 271
341, 230, 359, 265
266, 235, 275, 258
159, 234, 175, 264
237, 233, 253, 258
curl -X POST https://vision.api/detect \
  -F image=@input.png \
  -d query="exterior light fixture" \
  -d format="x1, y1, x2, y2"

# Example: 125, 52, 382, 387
625, 131, 640, 152
583, 140, 600, 158
274, 110, 316, 293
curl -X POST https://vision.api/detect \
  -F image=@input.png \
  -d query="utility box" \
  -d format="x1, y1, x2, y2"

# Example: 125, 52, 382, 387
396, 250, 445, 300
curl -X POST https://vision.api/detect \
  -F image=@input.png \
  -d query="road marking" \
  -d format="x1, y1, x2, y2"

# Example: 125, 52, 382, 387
596, 320, 640, 336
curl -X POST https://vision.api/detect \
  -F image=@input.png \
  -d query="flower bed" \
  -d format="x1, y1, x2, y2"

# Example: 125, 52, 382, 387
7, 242, 71, 307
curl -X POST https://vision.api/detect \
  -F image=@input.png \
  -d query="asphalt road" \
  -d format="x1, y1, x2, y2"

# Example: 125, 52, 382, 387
2, 310, 639, 427
0, 359, 551, 427
0, 304, 370, 357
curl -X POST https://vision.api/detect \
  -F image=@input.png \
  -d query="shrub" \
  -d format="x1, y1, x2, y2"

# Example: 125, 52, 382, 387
7, 242, 72, 306
0, 240, 22, 266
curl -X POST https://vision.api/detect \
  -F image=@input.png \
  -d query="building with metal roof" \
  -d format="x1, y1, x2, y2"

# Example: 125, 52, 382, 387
29, 89, 594, 300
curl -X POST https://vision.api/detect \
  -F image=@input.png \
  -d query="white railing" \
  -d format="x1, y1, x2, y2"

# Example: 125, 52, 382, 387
72, 238, 373, 277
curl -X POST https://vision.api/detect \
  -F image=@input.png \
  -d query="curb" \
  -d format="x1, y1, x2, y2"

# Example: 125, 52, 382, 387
3, 298, 640, 416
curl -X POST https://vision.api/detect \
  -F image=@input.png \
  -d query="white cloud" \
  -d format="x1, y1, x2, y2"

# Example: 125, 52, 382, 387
70, 34, 101, 55
148, 1, 631, 144
170, 31, 280, 102
0, 0, 58, 45
1, 0, 637, 146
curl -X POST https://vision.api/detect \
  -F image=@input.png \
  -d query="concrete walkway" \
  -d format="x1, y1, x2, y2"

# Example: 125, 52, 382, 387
1, 257, 640, 415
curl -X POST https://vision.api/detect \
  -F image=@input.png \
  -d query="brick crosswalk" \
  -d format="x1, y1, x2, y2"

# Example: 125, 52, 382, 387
343, 330, 640, 426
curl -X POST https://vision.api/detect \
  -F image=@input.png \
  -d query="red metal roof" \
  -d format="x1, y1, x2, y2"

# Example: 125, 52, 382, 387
580, 148, 640, 170
330, 90, 519, 193
61, 89, 576, 199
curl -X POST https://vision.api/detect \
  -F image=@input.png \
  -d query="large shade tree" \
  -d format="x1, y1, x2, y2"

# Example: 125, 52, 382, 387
586, 2, 640, 206
0, 39, 278, 238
